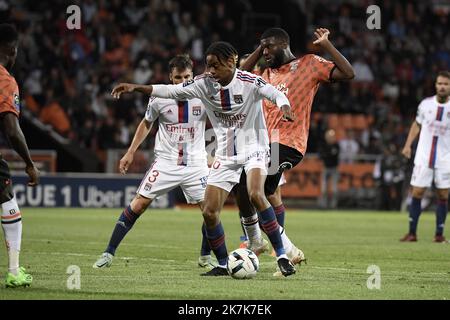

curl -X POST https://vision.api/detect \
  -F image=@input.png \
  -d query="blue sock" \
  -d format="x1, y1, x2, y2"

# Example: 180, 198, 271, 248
106, 205, 140, 255
274, 204, 285, 228
259, 206, 285, 256
435, 199, 448, 236
205, 222, 228, 266
409, 197, 422, 235
200, 223, 211, 256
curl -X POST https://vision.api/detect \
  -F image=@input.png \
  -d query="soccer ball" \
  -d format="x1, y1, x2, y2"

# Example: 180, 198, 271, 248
226, 248, 259, 279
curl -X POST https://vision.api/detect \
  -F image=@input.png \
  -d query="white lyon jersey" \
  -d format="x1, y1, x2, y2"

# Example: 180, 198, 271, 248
151, 69, 290, 163
414, 95, 450, 169
145, 97, 207, 166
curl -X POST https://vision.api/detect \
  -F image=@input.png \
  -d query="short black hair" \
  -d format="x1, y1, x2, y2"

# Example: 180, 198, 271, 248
0, 24, 19, 47
168, 54, 193, 72
261, 28, 290, 44
437, 70, 450, 80
205, 41, 238, 65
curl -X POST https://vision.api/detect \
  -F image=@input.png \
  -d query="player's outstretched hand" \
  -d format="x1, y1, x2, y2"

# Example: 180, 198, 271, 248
119, 152, 134, 175
25, 164, 40, 186
111, 83, 137, 99
401, 146, 412, 159
281, 105, 295, 122
313, 28, 330, 46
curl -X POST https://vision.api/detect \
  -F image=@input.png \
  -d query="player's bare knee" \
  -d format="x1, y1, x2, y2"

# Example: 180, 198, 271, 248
248, 189, 265, 208
267, 193, 281, 207
411, 188, 425, 199
130, 195, 151, 214
202, 206, 219, 225
436, 189, 449, 201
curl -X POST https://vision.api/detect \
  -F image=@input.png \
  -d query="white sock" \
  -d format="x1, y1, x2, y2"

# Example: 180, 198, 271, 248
280, 226, 293, 254
241, 214, 263, 246
1, 198, 22, 275
8, 250, 19, 275
276, 254, 289, 261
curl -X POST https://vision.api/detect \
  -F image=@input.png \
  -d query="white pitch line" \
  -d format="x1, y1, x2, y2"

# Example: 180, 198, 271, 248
27, 238, 182, 250
32, 251, 177, 263
308, 266, 449, 276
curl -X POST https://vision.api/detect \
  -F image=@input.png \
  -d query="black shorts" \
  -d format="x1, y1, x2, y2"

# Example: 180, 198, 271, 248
234, 143, 303, 196
0, 158, 14, 203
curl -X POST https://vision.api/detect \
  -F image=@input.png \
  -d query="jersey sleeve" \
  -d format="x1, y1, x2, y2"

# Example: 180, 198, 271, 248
0, 75, 20, 117
254, 76, 290, 108
415, 101, 425, 125
152, 78, 203, 101
144, 97, 159, 122
309, 54, 336, 83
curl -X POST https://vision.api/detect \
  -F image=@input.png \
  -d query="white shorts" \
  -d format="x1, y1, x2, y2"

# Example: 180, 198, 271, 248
410, 165, 450, 189
137, 160, 209, 204
207, 151, 269, 192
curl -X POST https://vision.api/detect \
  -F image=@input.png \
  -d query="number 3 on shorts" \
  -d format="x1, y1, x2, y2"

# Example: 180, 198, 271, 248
148, 170, 159, 183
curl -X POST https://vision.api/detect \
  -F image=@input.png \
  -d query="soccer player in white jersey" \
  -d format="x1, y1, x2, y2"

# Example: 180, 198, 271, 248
93, 54, 217, 268
400, 71, 450, 243
112, 41, 297, 276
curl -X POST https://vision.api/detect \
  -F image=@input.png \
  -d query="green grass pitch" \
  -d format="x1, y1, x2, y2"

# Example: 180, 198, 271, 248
0, 207, 448, 300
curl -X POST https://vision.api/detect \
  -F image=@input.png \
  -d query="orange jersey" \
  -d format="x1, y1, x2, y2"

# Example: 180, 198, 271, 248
261, 54, 335, 154
0, 64, 20, 118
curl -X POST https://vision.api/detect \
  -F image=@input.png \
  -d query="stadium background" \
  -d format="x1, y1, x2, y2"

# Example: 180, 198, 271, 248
1, 0, 450, 210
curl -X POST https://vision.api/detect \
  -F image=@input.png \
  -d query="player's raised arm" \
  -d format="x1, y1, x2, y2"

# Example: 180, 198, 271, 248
112, 81, 200, 101
239, 45, 263, 72
255, 77, 294, 122
111, 83, 153, 98
313, 28, 355, 81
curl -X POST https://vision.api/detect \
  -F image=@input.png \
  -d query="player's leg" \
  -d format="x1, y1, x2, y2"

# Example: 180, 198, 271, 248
200, 184, 231, 276
231, 181, 249, 248
105, 194, 152, 256
0, 160, 32, 288
179, 165, 219, 268
401, 165, 431, 241
196, 200, 218, 268
94, 161, 175, 268
267, 186, 293, 258
246, 167, 295, 276
400, 186, 425, 241
234, 171, 267, 254
266, 152, 307, 269
1, 194, 32, 288
266, 143, 303, 226
433, 169, 449, 242
267, 186, 284, 226
93, 194, 152, 268
434, 188, 448, 242
199, 160, 244, 276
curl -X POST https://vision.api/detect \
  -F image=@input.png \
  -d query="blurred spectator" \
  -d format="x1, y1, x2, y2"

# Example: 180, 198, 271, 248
374, 144, 407, 211
318, 129, 340, 209
176, 12, 197, 46
339, 130, 359, 163
133, 59, 152, 85
39, 90, 71, 137
353, 57, 374, 83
